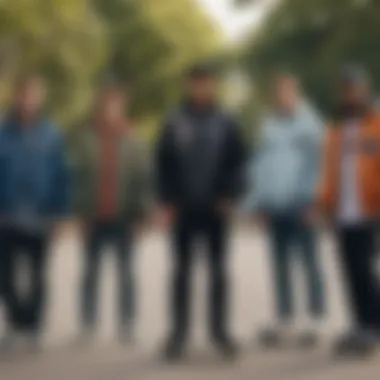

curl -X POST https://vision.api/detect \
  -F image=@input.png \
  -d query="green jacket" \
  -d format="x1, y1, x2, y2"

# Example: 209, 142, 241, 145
70, 129, 151, 221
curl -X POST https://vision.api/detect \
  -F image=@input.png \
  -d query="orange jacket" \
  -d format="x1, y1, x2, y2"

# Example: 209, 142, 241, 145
319, 112, 380, 218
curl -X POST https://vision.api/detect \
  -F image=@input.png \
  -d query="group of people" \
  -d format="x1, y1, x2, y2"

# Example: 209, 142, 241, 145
0, 63, 380, 362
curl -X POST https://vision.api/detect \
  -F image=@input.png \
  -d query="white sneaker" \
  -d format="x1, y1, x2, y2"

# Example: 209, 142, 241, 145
334, 329, 378, 357
297, 320, 324, 347
258, 321, 296, 347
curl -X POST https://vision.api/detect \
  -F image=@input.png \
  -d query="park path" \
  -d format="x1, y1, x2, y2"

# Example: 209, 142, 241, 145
1, 226, 380, 380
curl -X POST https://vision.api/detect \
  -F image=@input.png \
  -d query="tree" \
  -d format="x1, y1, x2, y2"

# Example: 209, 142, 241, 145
0, 0, 106, 127
240, 0, 380, 114
0, 0, 220, 134
92, 0, 221, 136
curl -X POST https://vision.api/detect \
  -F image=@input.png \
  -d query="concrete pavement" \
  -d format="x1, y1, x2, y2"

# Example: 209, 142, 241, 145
1, 227, 380, 379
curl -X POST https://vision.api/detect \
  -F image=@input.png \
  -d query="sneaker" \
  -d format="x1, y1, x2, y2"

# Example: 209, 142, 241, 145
161, 336, 186, 362
298, 331, 319, 348
297, 320, 323, 348
259, 329, 277, 347
334, 330, 377, 358
258, 321, 295, 348
214, 335, 240, 360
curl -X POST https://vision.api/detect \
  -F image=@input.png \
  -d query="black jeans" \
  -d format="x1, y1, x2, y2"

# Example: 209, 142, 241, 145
81, 220, 134, 330
267, 214, 325, 320
337, 225, 380, 330
170, 209, 229, 343
0, 226, 48, 333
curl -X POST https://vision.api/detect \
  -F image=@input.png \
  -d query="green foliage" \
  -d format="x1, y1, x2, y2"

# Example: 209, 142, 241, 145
0, 0, 106, 126
0, 0, 220, 133
241, 0, 380, 115
93, 0, 220, 126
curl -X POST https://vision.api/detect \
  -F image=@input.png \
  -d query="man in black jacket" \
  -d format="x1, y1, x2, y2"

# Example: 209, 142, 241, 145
156, 65, 245, 360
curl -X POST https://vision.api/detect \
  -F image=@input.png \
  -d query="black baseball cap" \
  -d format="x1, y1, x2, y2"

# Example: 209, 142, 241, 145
339, 64, 369, 87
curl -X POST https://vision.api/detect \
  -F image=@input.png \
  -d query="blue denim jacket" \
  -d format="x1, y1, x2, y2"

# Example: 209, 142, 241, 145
243, 101, 323, 214
0, 115, 69, 223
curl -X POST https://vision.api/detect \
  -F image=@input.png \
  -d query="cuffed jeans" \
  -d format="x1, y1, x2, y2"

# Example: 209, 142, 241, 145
81, 220, 135, 330
267, 214, 325, 320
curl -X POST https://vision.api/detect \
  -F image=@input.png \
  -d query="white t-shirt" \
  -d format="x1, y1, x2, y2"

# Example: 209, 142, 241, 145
338, 121, 363, 225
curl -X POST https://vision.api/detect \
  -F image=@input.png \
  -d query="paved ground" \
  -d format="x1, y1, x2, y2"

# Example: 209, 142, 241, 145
1, 226, 380, 379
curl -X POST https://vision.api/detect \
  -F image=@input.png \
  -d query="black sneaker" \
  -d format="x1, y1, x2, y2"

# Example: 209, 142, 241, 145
334, 331, 377, 358
214, 336, 240, 360
258, 328, 282, 348
298, 331, 319, 349
161, 337, 186, 362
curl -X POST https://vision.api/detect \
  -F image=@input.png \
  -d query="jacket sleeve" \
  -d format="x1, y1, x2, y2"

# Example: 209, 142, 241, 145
318, 128, 336, 214
219, 117, 247, 201
51, 132, 70, 217
155, 118, 177, 204
0, 131, 6, 214
240, 123, 267, 212
129, 136, 152, 222
68, 134, 89, 218
298, 114, 324, 207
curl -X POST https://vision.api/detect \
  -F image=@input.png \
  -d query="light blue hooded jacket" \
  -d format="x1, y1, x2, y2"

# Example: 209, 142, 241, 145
244, 101, 323, 214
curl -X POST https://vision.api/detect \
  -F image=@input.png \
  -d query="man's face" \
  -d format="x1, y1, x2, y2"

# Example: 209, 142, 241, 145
273, 76, 299, 112
98, 89, 126, 123
16, 77, 46, 117
340, 81, 370, 107
187, 76, 217, 104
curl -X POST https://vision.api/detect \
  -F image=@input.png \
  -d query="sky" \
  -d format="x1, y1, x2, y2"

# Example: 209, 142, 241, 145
196, 0, 270, 42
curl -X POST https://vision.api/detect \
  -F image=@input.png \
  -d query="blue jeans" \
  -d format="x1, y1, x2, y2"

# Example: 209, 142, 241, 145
81, 221, 135, 330
267, 214, 325, 320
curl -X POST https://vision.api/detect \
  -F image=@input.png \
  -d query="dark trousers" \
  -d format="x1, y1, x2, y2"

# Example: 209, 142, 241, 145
170, 209, 229, 343
81, 220, 134, 330
337, 225, 380, 330
0, 227, 48, 333
268, 215, 325, 320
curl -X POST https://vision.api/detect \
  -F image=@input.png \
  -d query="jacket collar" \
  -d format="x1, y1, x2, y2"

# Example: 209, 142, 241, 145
271, 100, 309, 122
3, 110, 49, 133
90, 114, 131, 138
333, 103, 372, 123
181, 98, 218, 117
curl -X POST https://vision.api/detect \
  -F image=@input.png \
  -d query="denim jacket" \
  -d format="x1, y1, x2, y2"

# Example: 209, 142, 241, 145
0, 115, 69, 222
244, 101, 323, 214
